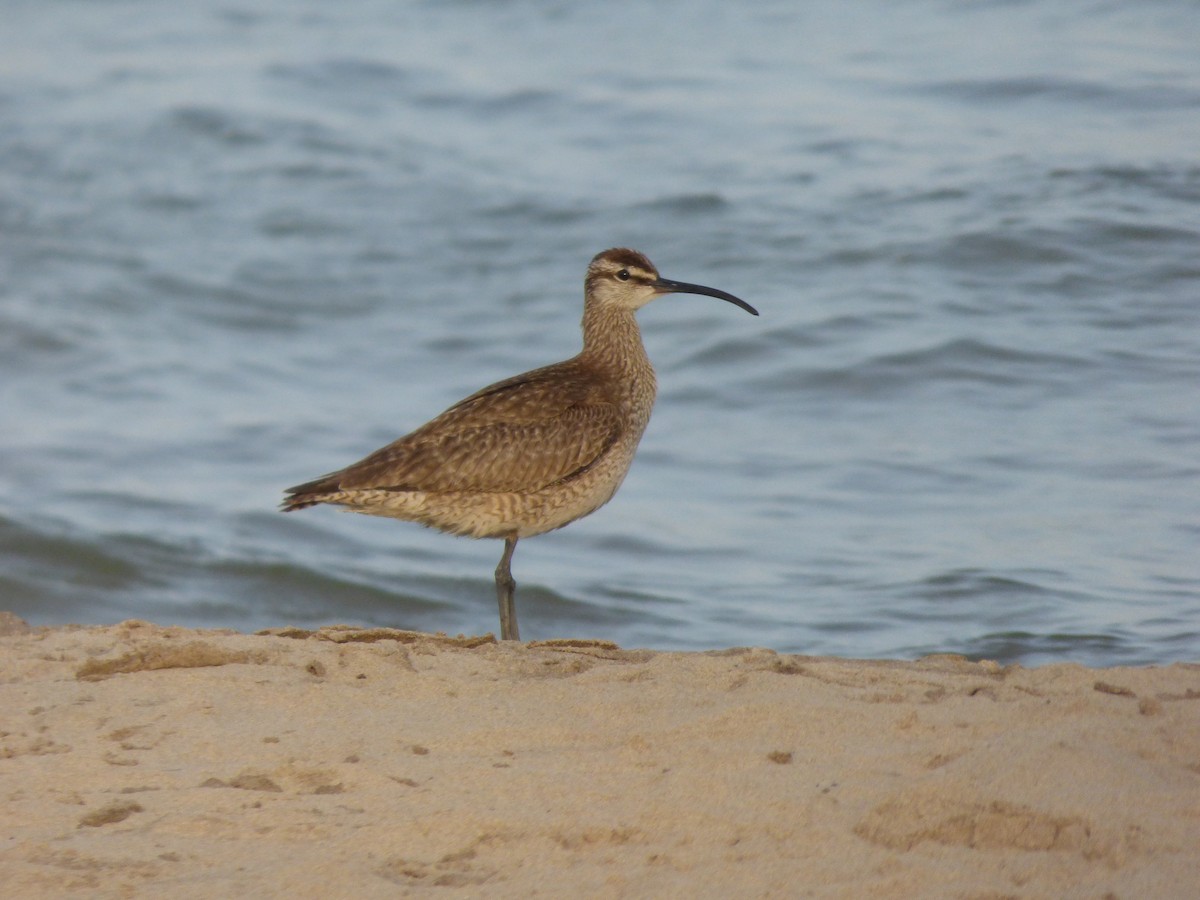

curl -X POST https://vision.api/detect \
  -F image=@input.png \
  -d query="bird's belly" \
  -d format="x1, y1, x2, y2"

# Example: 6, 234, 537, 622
331, 444, 637, 539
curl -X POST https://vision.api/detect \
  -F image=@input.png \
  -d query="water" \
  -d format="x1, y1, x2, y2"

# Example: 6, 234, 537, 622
2, 0, 1197, 666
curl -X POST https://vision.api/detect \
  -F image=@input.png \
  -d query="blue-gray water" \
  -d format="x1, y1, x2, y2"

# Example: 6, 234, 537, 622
2, 0, 1198, 665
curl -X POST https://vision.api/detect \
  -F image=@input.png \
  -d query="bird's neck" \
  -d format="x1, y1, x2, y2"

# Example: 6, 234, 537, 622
580, 302, 653, 380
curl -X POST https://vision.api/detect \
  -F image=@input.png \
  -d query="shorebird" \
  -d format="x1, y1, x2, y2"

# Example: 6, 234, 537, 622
282, 248, 757, 641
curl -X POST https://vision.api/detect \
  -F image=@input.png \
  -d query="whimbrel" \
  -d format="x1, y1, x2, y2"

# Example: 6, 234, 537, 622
282, 248, 757, 641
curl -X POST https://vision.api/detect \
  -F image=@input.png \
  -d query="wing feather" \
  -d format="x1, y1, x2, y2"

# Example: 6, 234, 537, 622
290, 359, 623, 497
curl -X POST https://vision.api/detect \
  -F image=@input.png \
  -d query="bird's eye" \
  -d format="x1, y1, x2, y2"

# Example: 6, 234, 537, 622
616, 269, 631, 281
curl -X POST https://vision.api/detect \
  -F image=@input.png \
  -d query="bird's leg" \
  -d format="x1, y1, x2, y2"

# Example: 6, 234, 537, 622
495, 535, 520, 641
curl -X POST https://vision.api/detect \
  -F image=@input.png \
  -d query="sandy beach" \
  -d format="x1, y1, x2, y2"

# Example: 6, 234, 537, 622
0, 614, 1196, 898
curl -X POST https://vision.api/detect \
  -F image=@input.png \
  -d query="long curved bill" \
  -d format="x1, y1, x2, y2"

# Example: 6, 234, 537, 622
652, 277, 759, 316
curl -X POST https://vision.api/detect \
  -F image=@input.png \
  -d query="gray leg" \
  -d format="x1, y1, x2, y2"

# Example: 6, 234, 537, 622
495, 535, 520, 641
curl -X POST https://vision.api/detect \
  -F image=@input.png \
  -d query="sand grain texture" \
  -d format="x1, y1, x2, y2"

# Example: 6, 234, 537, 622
0, 619, 1197, 898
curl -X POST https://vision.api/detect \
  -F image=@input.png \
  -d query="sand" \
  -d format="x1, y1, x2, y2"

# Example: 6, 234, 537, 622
0, 614, 1196, 898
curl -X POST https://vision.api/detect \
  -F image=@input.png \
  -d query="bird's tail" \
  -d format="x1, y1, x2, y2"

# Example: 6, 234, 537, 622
280, 474, 342, 512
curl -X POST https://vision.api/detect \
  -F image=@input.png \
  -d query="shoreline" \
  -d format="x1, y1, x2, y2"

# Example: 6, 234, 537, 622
2, 617, 1197, 897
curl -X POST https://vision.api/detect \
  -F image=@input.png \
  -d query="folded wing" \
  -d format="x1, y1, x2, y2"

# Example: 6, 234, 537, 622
284, 360, 622, 503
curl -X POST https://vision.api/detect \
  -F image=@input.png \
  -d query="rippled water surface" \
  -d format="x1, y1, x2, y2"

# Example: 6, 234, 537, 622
2, 0, 1198, 665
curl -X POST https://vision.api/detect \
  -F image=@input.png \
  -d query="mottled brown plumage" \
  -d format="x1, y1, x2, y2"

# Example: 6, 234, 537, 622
282, 248, 757, 640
